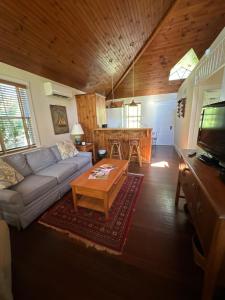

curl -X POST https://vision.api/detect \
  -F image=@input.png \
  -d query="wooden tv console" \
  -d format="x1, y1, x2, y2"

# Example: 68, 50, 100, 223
175, 150, 225, 300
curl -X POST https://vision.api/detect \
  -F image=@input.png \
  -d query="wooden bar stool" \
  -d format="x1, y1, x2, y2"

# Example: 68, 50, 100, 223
108, 137, 123, 160
128, 138, 142, 167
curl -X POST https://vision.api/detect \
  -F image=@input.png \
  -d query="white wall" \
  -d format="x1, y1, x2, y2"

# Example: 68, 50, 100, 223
174, 27, 225, 153
140, 94, 176, 145
106, 108, 123, 128
107, 93, 177, 145
191, 67, 224, 149
174, 61, 225, 153
174, 73, 196, 151
0, 62, 83, 146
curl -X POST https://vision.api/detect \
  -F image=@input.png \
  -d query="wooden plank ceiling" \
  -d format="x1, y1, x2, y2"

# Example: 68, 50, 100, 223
0, 0, 173, 96
111, 0, 225, 99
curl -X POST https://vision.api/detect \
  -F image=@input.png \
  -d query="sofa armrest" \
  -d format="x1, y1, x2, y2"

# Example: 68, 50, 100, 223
0, 189, 23, 207
78, 151, 92, 160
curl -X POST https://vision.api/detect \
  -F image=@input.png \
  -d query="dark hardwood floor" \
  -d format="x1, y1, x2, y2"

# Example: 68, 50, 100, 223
10, 146, 218, 300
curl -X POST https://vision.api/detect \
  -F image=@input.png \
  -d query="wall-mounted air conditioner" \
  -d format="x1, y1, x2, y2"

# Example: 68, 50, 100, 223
44, 82, 73, 99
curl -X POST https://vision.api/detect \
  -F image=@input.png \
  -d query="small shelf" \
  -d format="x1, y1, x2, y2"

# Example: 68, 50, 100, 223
77, 196, 104, 213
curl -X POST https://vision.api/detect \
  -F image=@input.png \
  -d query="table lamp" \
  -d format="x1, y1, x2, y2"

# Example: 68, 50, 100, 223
71, 123, 84, 144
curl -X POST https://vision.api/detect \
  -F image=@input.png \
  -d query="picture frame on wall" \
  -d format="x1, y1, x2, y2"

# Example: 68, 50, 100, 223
50, 105, 69, 134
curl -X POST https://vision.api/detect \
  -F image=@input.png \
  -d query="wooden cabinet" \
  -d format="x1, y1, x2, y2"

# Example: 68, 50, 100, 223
176, 151, 225, 300
195, 189, 217, 254
180, 167, 198, 220
96, 94, 107, 126
76, 93, 106, 142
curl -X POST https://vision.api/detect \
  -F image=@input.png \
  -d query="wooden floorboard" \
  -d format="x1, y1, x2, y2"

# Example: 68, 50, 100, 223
9, 146, 224, 299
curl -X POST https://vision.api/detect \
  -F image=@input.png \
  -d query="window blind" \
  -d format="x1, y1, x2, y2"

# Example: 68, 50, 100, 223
0, 80, 36, 154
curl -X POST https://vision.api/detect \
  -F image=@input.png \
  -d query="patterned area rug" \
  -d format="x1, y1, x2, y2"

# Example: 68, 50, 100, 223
39, 173, 144, 254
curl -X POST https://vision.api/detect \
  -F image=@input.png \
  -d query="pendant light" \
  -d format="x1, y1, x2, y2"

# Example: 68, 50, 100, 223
109, 57, 115, 108
110, 73, 115, 108
112, 73, 114, 102
129, 60, 137, 107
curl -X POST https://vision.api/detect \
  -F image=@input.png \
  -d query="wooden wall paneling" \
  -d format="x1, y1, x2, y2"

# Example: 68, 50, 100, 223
1, 0, 223, 98
76, 93, 106, 143
0, 0, 174, 96
76, 94, 97, 142
107, 0, 178, 99
96, 94, 107, 127
109, 0, 225, 99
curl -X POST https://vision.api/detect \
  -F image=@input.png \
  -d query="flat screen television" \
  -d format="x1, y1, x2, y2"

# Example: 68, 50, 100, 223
197, 101, 225, 163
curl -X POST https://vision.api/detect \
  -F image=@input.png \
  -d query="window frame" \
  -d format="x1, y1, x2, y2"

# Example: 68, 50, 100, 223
0, 79, 36, 155
124, 103, 142, 128
168, 48, 199, 81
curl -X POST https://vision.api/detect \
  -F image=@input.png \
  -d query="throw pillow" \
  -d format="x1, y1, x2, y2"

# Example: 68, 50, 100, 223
0, 158, 24, 190
56, 140, 79, 160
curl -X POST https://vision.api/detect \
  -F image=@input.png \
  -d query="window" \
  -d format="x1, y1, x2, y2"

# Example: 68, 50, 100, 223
169, 48, 199, 81
0, 79, 36, 154
124, 103, 141, 128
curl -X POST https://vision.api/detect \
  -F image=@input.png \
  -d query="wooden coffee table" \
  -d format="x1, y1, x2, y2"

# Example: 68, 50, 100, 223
70, 159, 129, 219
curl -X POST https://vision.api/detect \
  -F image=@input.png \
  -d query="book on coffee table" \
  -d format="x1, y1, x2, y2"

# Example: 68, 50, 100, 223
99, 164, 115, 169
88, 164, 116, 179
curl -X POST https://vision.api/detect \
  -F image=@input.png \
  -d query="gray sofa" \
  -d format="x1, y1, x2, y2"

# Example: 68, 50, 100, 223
0, 145, 92, 229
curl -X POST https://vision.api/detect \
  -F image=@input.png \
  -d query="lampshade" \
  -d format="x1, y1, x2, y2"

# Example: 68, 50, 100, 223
71, 123, 84, 135
129, 99, 138, 107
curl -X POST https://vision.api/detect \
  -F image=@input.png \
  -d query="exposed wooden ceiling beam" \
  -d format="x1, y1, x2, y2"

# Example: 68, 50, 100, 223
106, 0, 179, 100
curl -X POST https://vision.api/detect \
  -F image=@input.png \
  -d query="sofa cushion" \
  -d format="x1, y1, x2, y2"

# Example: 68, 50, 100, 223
49, 145, 62, 161
0, 189, 22, 206
12, 175, 57, 206
56, 141, 79, 160
36, 163, 75, 184
4, 153, 32, 177
0, 159, 24, 190
58, 155, 90, 170
25, 148, 57, 173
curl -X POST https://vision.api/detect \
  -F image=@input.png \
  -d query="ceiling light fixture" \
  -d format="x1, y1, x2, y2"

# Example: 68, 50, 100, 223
109, 58, 116, 108
111, 73, 114, 102
110, 68, 115, 109
128, 41, 139, 107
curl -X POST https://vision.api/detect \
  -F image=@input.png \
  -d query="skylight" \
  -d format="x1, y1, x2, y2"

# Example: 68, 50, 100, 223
169, 49, 199, 81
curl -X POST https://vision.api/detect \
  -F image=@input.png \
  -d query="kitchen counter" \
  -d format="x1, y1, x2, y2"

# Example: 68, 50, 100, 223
93, 128, 152, 163
94, 128, 150, 131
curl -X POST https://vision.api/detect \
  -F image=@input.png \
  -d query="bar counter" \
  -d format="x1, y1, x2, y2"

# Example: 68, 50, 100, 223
93, 128, 152, 163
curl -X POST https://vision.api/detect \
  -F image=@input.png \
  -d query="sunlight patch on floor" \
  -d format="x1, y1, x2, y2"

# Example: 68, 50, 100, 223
151, 161, 170, 168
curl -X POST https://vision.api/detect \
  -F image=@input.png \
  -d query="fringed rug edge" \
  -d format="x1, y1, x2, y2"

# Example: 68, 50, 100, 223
38, 220, 121, 256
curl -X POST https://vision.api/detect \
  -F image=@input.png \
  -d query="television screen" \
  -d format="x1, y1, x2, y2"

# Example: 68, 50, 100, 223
197, 101, 225, 162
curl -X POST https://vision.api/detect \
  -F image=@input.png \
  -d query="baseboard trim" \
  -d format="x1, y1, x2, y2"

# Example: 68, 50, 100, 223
174, 144, 182, 157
